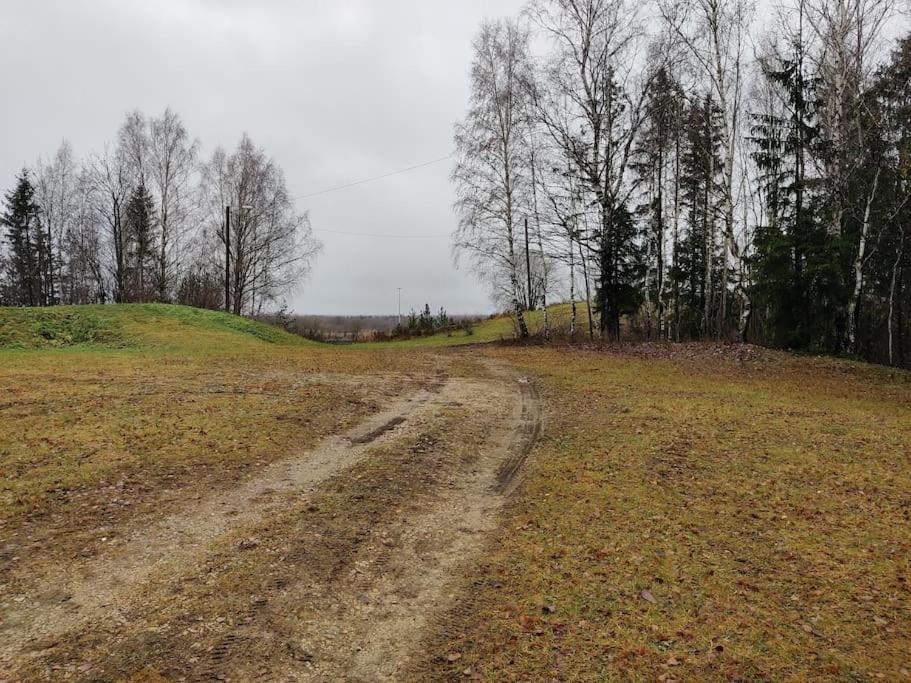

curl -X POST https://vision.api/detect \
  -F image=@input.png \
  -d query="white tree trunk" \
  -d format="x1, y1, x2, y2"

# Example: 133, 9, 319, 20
888, 229, 904, 365
847, 166, 880, 352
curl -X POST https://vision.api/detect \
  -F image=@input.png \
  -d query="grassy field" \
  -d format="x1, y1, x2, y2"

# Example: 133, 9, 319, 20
1, 303, 909, 680
414, 344, 911, 681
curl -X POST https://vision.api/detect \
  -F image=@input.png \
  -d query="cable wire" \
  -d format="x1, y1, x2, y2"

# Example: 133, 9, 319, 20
294, 153, 453, 200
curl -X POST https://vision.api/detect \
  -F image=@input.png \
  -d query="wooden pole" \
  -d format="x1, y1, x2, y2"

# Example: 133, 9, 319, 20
224, 205, 231, 313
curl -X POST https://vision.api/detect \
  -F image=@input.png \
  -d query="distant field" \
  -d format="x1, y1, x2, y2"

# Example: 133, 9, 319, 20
1, 303, 908, 681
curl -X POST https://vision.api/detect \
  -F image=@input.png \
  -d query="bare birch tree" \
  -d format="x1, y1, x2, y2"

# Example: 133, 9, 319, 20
90, 144, 130, 302
33, 140, 78, 304
148, 108, 199, 301
803, 0, 896, 351
452, 18, 536, 338
530, 0, 660, 339
660, 0, 755, 339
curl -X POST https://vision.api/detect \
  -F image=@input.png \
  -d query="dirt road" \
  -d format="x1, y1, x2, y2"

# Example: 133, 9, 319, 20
0, 357, 541, 681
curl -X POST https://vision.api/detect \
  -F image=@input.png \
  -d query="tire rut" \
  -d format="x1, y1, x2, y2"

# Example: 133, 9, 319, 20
231, 361, 543, 682
0, 377, 448, 671
1, 359, 543, 682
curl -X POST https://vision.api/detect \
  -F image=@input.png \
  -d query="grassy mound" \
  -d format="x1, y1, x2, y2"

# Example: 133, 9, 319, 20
0, 304, 309, 351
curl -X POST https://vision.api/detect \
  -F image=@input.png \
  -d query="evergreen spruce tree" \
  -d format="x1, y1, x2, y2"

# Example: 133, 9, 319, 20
124, 182, 157, 303
676, 97, 723, 338
595, 201, 646, 335
594, 74, 645, 339
1, 169, 50, 306
873, 35, 911, 365
751, 36, 827, 348
635, 68, 686, 339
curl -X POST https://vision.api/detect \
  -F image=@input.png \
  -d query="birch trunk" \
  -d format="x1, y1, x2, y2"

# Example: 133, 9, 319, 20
569, 235, 577, 340
847, 166, 881, 352
888, 229, 904, 365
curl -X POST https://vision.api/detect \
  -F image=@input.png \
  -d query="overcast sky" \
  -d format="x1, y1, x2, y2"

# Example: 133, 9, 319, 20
1, 0, 528, 315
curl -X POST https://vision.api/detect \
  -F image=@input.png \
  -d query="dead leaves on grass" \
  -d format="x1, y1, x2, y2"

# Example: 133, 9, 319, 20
412, 346, 911, 682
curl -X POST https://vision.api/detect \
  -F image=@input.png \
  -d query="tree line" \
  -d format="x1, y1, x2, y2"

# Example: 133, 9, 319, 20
454, 0, 911, 367
0, 109, 320, 314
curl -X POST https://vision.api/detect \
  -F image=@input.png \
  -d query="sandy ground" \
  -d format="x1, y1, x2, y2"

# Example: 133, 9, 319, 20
0, 357, 541, 681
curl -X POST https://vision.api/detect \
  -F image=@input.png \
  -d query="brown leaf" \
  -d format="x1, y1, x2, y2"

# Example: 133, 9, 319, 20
640, 589, 657, 604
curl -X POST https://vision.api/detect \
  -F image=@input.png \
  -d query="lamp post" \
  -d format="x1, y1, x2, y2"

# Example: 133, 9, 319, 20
224, 204, 254, 314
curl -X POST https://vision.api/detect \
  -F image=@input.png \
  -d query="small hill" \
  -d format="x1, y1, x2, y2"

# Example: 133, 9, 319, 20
371, 302, 591, 348
0, 304, 310, 351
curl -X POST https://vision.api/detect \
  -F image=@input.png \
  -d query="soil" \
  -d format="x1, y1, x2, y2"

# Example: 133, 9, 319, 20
0, 357, 542, 681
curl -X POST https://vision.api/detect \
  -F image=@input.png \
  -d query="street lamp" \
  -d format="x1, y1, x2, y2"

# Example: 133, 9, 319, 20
225, 204, 254, 313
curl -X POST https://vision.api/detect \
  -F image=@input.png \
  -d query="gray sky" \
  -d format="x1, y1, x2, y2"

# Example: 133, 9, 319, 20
1, 0, 527, 315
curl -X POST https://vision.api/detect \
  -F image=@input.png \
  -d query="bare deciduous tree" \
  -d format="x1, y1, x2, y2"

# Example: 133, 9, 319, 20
660, 0, 755, 339
452, 18, 536, 338
201, 134, 321, 315
804, 0, 896, 351
33, 140, 78, 304
530, 0, 660, 339
90, 143, 130, 302
148, 108, 199, 301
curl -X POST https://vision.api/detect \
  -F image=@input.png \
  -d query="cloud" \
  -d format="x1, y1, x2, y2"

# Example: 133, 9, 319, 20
1, 0, 526, 314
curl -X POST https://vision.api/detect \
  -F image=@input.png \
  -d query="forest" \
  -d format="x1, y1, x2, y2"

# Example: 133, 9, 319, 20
0, 110, 321, 317
453, 0, 911, 367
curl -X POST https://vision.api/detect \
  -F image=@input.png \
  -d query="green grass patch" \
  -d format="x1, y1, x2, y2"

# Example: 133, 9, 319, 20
0, 306, 129, 349
0, 304, 309, 352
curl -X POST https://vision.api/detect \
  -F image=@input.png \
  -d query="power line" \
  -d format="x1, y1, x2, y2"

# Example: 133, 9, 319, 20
294, 153, 453, 200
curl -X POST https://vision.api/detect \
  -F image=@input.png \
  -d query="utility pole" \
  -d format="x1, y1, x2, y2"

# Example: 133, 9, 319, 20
524, 216, 533, 311
397, 288, 402, 326
224, 205, 231, 313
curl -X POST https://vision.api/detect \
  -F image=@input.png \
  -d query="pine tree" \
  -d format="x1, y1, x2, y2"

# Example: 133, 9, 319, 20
1, 169, 51, 306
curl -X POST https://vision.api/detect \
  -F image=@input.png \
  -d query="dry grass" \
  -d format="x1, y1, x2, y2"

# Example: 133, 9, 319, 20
416, 344, 911, 682
1, 356, 369, 519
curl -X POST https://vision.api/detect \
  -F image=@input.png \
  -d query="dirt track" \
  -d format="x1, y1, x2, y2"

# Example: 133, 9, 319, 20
0, 357, 541, 681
